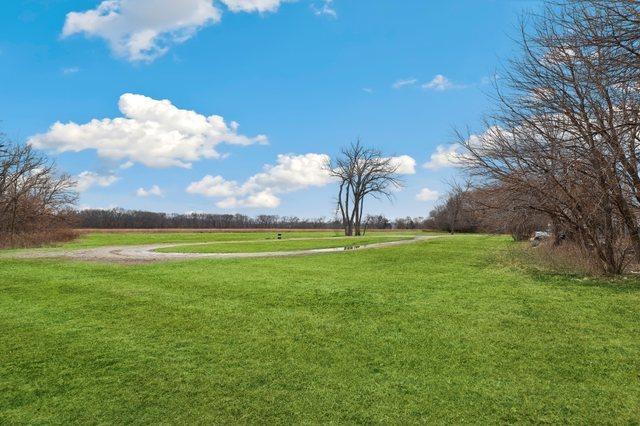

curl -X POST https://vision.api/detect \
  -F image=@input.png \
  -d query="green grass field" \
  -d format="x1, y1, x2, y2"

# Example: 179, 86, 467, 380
1, 233, 639, 423
64, 230, 348, 248
155, 235, 413, 253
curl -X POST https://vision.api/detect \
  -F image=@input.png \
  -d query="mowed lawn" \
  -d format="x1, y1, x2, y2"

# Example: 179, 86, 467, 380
63, 230, 348, 248
155, 236, 413, 253
1, 234, 639, 423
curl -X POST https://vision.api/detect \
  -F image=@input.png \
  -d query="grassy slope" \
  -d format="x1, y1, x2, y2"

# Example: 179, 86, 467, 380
1, 235, 639, 423
155, 236, 412, 253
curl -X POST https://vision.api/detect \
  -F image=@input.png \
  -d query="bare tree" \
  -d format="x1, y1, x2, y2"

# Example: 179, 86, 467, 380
457, 0, 640, 273
443, 179, 472, 234
468, 184, 549, 241
327, 140, 404, 236
0, 138, 77, 247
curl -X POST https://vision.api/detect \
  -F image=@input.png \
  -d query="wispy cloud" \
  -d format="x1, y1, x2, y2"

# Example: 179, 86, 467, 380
136, 185, 164, 197
392, 78, 418, 89
362, 87, 374, 94
61, 66, 80, 75
311, 0, 337, 18
422, 74, 467, 91
391, 74, 470, 92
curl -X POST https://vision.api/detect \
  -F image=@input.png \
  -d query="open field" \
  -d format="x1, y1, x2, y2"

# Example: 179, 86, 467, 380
1, 232, 640, 423
0, 231, 430, 263
154, 235, 414, 253
63, 230, 350, 248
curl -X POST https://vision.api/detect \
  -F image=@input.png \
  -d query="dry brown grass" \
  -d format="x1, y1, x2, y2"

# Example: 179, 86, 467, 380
0, 228, 79, 249
516, 240, 603, 276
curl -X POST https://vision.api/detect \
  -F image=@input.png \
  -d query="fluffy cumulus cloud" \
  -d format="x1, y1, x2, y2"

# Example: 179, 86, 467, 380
423, 144, 463, 170
62, 0, 221, 62
388, 155, 416, 174
136, 185, 163, 197
28, 93, 267, 169
61, 0, 290, 61
187, 153, 333, 209
188, 153, 417, 209
416, 187, 439, 201
75, 171, 119, 192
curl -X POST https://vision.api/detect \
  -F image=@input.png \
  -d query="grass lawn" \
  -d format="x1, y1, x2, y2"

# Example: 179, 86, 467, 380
63, 230, 346, 248
1, 234, 639, 423
155, 235, 413, 253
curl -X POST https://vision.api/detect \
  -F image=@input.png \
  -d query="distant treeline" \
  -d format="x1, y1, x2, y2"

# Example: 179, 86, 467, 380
72, 209, 430, 230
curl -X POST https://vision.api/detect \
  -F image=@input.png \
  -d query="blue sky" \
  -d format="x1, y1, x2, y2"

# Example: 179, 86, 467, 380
0, 0, 540, 218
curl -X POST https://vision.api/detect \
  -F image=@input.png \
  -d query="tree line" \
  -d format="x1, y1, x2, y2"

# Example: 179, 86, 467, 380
74, 210, 339, 229
73, 209, 429, 231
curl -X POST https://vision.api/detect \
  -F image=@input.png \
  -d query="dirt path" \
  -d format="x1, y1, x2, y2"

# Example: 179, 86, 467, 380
6, 235, 439, 264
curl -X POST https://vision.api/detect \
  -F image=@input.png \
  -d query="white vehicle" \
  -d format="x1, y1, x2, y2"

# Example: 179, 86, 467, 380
530, 231, 551, 247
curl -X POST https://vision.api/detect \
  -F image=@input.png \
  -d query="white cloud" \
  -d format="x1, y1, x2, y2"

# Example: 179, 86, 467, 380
62, 66, 80, 75
392, 78, 418, 89
416, 187, 439, 201
28, 93, 267, 169
188, 152, 415, 209
62, 0, 221, 62
61, 0, 290, 62
221, 0, 289, 13
362, 88, 373, 94
187, 153, 333, 209
185, 175, 240, 197
388, 155, 416, 174
422, 74, 466, 91
75, 171, 119, 192
136, 184, 163, 197
423, 144, 463, 169
311, 0, 336, 18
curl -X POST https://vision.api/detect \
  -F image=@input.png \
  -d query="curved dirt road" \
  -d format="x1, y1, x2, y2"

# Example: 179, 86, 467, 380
6, 235, 439, 264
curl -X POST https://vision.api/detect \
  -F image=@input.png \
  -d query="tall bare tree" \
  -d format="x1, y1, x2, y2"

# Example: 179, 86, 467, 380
327, 140, 403, 236
458, 0, 640, 274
